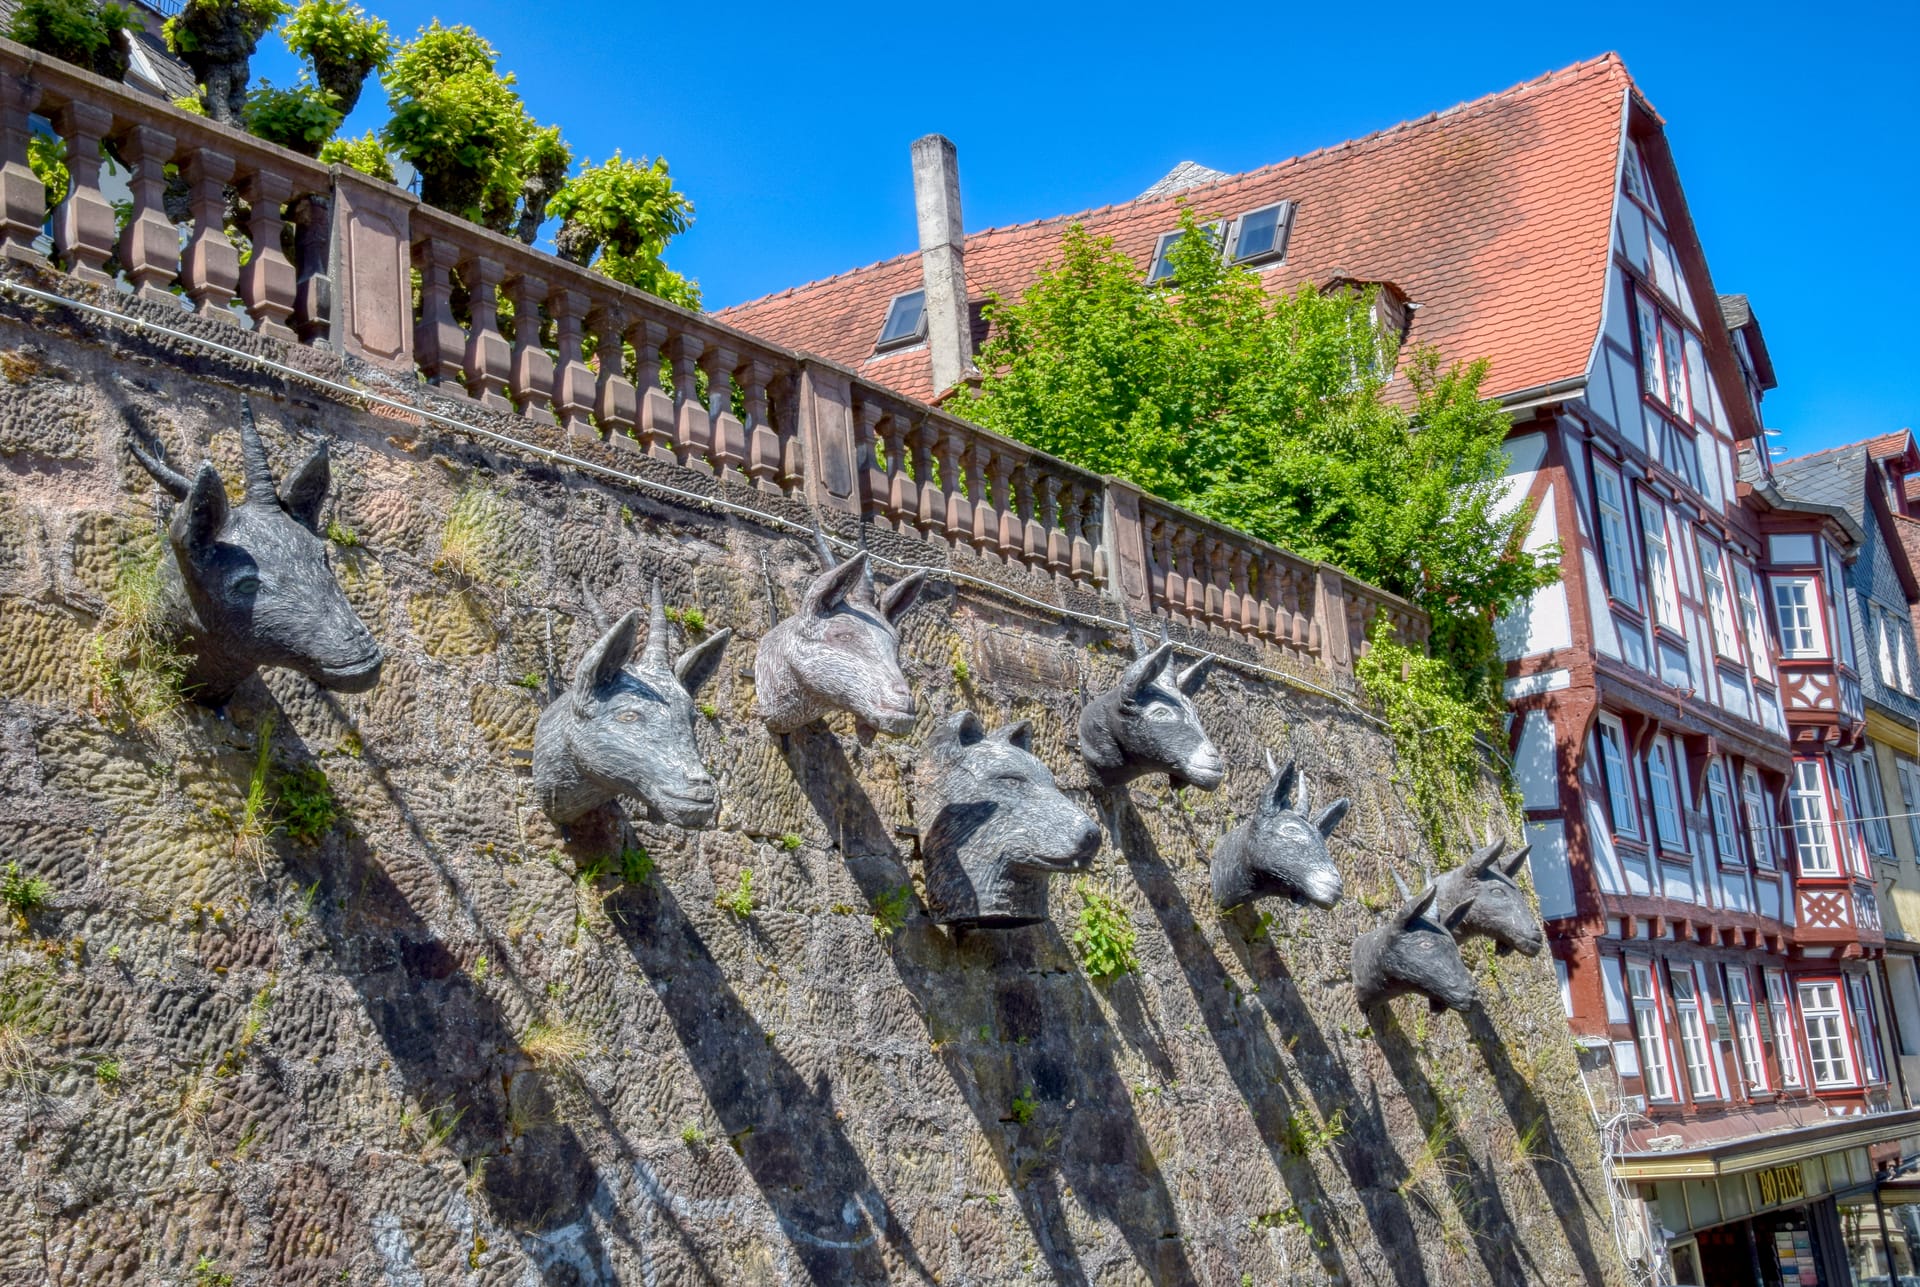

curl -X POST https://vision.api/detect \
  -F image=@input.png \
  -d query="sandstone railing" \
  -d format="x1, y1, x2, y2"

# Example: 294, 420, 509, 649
0, 36, 1426, 678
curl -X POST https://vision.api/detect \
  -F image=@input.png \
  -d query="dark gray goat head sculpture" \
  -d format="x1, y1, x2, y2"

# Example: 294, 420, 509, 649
1352, 882, 1480, 1014
125, 401, 384, 705
1078, 624, 1224, 791
922, 711, 1102, 928
753, 536, 927, 735
1433, 837, 1543, 957
534, 579, 731, 827
1211, 750, 1349, 909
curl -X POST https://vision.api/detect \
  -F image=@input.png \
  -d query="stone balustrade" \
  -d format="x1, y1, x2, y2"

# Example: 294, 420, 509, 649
0, 35, 1428, 679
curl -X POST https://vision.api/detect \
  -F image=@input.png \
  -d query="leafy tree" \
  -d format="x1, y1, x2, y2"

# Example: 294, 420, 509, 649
8, 0, 136, 79
280, 0, 391, 115
548, 152, 698, 308
381, 21, 534, 222
240, 79, 339, 154
966, 205, 1556, 699
165, 0, 290, 123
317, 130, 392, 181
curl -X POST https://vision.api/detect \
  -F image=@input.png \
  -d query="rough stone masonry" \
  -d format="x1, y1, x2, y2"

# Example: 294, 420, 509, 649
0, 282, 1626, 1286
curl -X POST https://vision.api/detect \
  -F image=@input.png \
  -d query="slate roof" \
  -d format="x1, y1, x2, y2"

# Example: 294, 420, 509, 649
1775, 432, 1920, 524
718, 54, 1635, 404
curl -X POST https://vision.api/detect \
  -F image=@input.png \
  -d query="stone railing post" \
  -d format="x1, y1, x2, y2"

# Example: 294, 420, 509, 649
1314, 566, 1351, 675
1101, 479, 1152, 615
459, 253, 511, 410
51, 100, 114, 284
0, 73, 44, 264
411, 235, 464, 387
328, 165, 416, 372
238, 170, 297, 340
113, 123, 177, 304
795, 359, 860, 515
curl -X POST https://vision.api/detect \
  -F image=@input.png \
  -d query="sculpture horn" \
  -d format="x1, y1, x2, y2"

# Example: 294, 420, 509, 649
1263, 746, 1277, 777
644, 576, 669, 669
237, 399, 277, 505
122, 408, 192, 499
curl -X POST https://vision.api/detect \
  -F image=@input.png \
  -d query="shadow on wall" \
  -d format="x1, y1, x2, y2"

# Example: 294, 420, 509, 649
780, 725, 1203, 1287
1112, 794, 1415, 1286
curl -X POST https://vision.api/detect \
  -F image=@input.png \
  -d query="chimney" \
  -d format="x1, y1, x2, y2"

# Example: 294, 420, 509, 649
911, 134, 973, 395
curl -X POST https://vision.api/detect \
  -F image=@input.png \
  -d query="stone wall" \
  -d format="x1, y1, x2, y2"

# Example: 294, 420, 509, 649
0, 299, 1625, 1286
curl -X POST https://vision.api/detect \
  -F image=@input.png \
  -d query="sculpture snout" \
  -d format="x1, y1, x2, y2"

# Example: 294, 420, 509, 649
653, 776, 720, 828
310, 642, 385, 693
1182, 743, 1225, 789
865, 679, 917, 735
1297, 867, 1344, 909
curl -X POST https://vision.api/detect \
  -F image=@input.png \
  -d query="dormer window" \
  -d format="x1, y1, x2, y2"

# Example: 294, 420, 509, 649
1146, 223, 1221, 283
874, 290, 926, 352
1227, 201, 1293, 265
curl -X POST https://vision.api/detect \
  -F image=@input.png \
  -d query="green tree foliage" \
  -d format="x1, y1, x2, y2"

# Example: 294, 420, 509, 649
280, 0, 391, 115
380, 22, 534, 224
240, 80, 339, 154
548, 152, 698, 308
165, 0, 290, 123
8, 0, 135, 79
965, 205, 1556, 698
317, 130, 392, 181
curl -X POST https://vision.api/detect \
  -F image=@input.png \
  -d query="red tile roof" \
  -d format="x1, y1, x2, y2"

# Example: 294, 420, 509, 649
718, 54, 1634, 405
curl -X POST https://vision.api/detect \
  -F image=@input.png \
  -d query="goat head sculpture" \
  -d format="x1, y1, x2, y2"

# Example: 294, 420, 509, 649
1352, 880, 1480, 1014
922, 711, 1102, 928
534, 579, 731, 828
753, 533, 927, 735
1432, 836, 1543, 957
124, 401, 384, 705
1211, 750, 1349, 909
1078, 621, 1223, 791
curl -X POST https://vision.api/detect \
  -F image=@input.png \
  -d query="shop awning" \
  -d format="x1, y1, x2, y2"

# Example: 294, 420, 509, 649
1614, 1107, 1920, 1181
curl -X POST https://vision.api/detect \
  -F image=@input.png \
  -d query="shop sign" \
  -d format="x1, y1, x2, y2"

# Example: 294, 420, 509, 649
1756, 1163, 1806, 1207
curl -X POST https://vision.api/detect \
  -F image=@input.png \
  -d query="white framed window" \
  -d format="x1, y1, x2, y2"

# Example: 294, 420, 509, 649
1635, 289, 1693, 421
1896, 756, 1920, 857
1646, 737, 1685, 851
1591, 460, 1640, 609
1771, 576, 1827, 658
1742, 768, 1778, 870
1660, 322, 1692, 421
1628, 959, 1674, 1101
1707, 760, 1741, 866
1670, 968, 1716, 1099
1790, 759, 1837, 875
1875, 605, 1916, 696
1226, 202, 1293, 265
1696, 539, 1742, 662
1726, 969, 1768, 1093
1596, 715, 1640, 839
873, 290, 927, 351
1877, 607, 1896, 690
1800, 980, 1856, 1088
1733, 561, 1774, 681
1858, 750, 1894, 858
1639, 497, 1682, 630
1847, 974, 1885, 1085
1765, 970, 1803, 1087
1832, 759, 1871, 877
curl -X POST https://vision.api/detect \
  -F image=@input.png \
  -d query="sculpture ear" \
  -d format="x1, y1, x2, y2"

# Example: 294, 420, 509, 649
573, 610, 640, 709
880, 571, 928, 625
1176, 655, 1213, 696
174, 463, 229, 554
936, 709, 986, 756
1443, 894, 1478, 931
278, 442, 330, 532
1401, 884, 1438, 927
802, 551, 868, 617
1119, 641, 1175, 703
1312, 797, 1350, 838
993, 719, 1034, 752
1264, 759, 1298, 813
1502, 843, 1532, 879
674, 627, 732, 697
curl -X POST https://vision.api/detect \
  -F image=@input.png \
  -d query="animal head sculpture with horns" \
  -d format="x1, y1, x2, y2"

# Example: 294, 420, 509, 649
1211, 750, 1349, 910
1431, 836, 1543, 957
753, 531, 927, 735
1352, 874, 1481, 1014
534, 578, 732, 827
124, 401, 384, 705
1078, 619, 1224, 791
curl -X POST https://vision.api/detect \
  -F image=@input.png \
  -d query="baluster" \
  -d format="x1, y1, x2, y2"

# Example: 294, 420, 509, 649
549, 287, 594, 438
459, 254, 510, 410
1145, 515, 1170, 617
744, 359, 780, 493
287, 193, 330, 344
1162, 526, 1187, 623
1043, 476, 1068, 580
506, 273, 554, 422
882, 412, 914, 532
630, 319, 674, 460
775, 373, 805, 493
854, 398, 886, 517
1201, 538, 1226, 629
969, 444, 997, 561
991, 458, 1018, 562
115, 124, 177, 305
1232, 550, 1257, 636
412, 237, 463, 387
912, 419, 942, 537
1173, 529, 1200, 625
704, 345, 745, 482
238, 170, 295, 339
1015, 466, 1043, 569
1088, 491, 1108, 588
181, 150, 238, 315
671, 334, 710, 472
1068, 487, 1093, 586
589, 302, 635, 443
940, 430, 970, 548
0, 76, 44, 263
52, 101, 115, 284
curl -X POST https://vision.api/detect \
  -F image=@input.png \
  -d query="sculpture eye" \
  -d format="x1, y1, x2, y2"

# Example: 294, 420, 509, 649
614, 710, 641, 724
230, 573, 261, 596
1145, 703, 1176, 721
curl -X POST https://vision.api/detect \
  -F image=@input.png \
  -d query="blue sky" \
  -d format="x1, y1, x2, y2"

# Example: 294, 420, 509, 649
255, 0, 1917, 458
